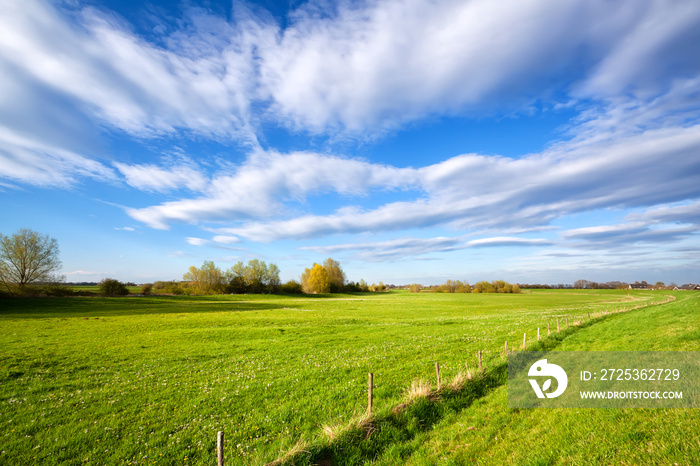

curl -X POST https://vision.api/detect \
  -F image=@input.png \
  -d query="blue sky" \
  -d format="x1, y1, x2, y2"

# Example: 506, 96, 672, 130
1, 0, 700, 286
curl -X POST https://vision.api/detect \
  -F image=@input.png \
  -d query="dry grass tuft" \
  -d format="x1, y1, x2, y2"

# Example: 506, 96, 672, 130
352, 411, 372, 429
321, 410, 372, 444
266, 439, 310, 466
405, 378, 432, 401
447, 364, 475, 391
321, 421, 345, 442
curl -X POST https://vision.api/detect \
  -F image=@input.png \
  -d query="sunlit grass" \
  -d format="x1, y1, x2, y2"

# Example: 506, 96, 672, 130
369, 292, 700, 466
0, 289, 673, 464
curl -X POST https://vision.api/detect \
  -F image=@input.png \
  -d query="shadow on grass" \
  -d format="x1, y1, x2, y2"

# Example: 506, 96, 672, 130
0, 295, 288, 318
307, 364, 508, 466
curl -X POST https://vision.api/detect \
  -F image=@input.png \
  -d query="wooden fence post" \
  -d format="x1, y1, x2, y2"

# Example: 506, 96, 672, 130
566, 317, 569, 327
505, 341, 508, 355
368, 373, 373, 415
217, 431, 224, 466
537, 328, 540, 340
435, 362, 441, 390
548, 322, 551, 335
478, 351, 482, 371
522, 333, 527, 349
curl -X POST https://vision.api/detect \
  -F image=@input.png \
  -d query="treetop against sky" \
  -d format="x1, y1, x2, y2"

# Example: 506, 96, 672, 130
1, 0, 699, 285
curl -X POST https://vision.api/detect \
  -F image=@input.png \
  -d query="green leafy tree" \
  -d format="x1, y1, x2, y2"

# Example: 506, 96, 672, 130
225, 260, 280, 294
183, 260, 224, 294
244, 259, 267, 293
266, 263, 281, 288
322, 258, 346, 292
281, 279, 303, 294
0, 228, 62, 293
456, 281, 472, 293
225, 261, 248, 293
99, 278, 129, 296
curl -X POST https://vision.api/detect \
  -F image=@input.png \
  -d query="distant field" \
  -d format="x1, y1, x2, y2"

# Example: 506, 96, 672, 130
68, 285, 142, 294
0, 290, 679, 465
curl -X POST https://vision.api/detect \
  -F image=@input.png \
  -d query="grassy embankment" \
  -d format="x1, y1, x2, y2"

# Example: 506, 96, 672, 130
0, 290, 681, 465
362, 291, 700, 466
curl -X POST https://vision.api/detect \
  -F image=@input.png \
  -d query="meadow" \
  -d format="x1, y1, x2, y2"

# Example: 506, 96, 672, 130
0, 289, 685, 465
384, 290, 700, 466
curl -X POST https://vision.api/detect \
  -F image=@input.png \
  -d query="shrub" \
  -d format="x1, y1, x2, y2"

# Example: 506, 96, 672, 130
152, 281, 186, 295
408, 283, 422, 293
140, 283, 153, 295
43, 283, 74, 297
99, 278, 129, 296
280, 279, 303, 294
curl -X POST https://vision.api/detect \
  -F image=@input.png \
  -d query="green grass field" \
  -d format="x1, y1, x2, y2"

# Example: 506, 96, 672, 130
369, 291, 700, 466
0, 290, 693, 465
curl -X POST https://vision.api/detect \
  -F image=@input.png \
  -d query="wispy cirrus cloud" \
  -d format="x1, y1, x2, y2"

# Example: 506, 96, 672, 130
188, 121, 700, 243
125, 150, 417, 229
301, 235, 553, 262
0, 0, 261, 140
261, 0, 700, 134
115, 161, 208, 193
3, 0, 700, 189
2, 0, 700, 273
561, 201, 700, 248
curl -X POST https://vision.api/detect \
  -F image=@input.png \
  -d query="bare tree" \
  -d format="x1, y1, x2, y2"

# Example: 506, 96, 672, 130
0, 228, 62, 293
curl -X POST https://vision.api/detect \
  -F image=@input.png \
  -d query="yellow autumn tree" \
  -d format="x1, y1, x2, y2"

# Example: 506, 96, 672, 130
302, 263, 330, 294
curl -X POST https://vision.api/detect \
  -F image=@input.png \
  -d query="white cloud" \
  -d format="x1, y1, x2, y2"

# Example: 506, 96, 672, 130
300, 235, 553, 262
0, 123, 115, 187
2, 0, 700, 191
560, 201, 700, 248
260, 0, 700, 135
66, 270, 103, 276
0, 0, 261, 140
2, 0, 700, 266
212, 235, 241, 244
186, 237, 210, 246
189, 121, 700, 242
3, 0, 700, 191
626, 201, 700, 226
465, 237, 553, 248
125, 149, 418, 229
576, 1, 700, 99
302, 236, 465, 254
115, 162, 208, 192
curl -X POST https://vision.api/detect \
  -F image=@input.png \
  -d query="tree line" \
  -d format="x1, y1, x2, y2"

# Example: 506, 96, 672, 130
521, 280, 676, 290
1, 228, 674, 298
408, 280, 521, 294
149, 257, 384, 296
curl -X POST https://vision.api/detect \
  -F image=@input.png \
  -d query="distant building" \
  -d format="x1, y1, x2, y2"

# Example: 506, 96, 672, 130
628, 283, 651, 290
677, 284, 700, 291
